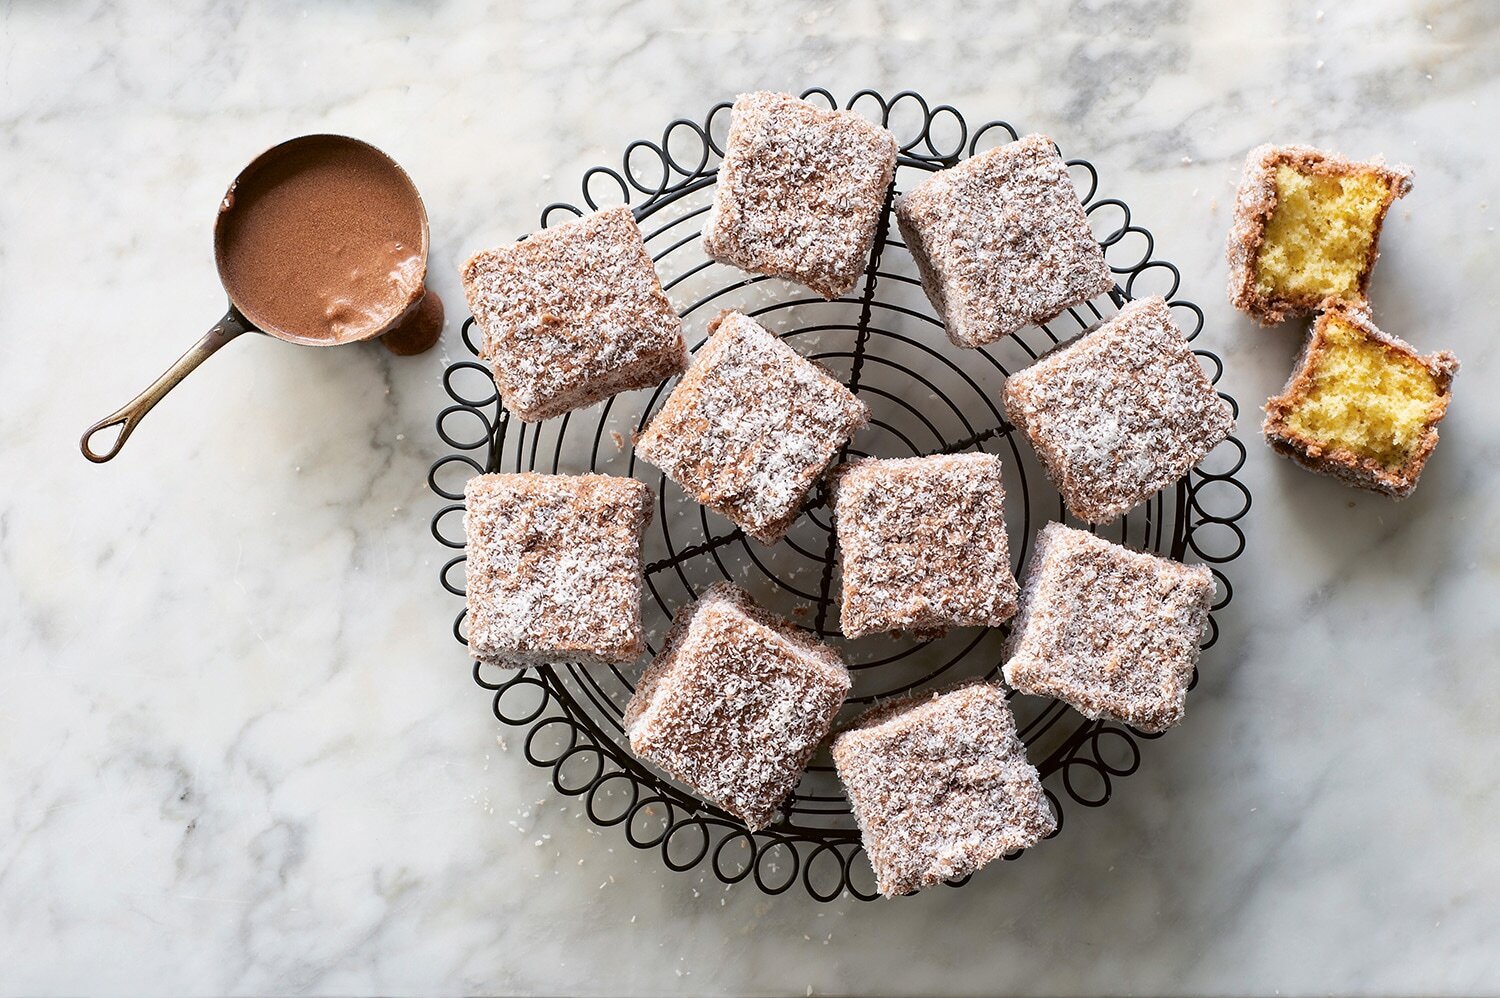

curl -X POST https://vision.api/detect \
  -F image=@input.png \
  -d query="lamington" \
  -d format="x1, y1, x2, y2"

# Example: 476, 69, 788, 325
461, 205, 687, 421
701, 91, 898, 300
1002, 523, 1215, 734
832, 683, 1055, 898
1263, 298, 1458, 497
832, 453, 1019, 639
1226, 144, 1413, 325
635, 310, 869, 544
464, 472, 652, 666
894, 132, 1114, 347
624, 583, 852, 831
1002, 296, 1235, 524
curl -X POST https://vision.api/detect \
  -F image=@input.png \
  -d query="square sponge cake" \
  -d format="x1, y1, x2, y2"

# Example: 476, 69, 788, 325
1002, 296, 1235, 524
894, 132, 1113, 347
635, 310, 869, 545
464, 472, 652, 667
1002, 523, 1215, 734
461, 205, 687, 422
1226, 144, 1412, 325
1263, 298, 1457, 497
833, 683, 1055, 897
833, 453, 1018, 639
624, 583, 851, 831
702, 91, 898, 300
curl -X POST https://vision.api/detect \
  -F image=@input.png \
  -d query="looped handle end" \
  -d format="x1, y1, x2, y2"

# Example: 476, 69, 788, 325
80, 414, 135, 463
78, 310, 249, 464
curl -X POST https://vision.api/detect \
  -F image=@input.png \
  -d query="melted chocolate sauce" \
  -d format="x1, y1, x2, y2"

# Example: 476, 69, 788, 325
216, 136, 427, 344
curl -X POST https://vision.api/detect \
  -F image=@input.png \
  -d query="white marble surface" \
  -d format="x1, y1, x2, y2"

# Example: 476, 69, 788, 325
4, 1, 1499, 994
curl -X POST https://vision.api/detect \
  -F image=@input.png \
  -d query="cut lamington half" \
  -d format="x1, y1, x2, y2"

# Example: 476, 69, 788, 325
1226, 144, 1413, 325
893, 132, 1114, 347
1002, 296, 1235, 524
461, 205, 687, 421
702, 91, 898, 300
1263, 298, 1458, 497
464, 472, 652, 667
624, 583, 852, 831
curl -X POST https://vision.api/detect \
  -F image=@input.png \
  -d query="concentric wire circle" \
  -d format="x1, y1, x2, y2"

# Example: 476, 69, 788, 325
430, 88, 1251, 901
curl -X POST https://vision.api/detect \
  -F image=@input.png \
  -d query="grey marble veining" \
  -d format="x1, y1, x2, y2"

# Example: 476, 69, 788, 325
3, 0, 1498, 994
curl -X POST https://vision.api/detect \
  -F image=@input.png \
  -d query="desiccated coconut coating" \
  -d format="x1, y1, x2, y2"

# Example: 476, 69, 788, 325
833, 453, 1018, 639
635, 310, 869, 545
832, 682, 1055, 898
624, 583, 852, 831
893, 133, 1114, 348
461, 206, 687, 422
1226, 144, 1412, 326
1001, 523, 1214, 734
464, 472, 652, 667
1002, 296, 1235, 524
702, 91, 898, 300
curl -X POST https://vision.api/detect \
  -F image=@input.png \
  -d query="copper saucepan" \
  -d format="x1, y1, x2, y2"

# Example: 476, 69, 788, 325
80, 133, 442, 463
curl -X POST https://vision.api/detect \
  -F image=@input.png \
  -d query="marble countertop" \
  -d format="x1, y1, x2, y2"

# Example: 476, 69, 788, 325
5, 1, 1498, 994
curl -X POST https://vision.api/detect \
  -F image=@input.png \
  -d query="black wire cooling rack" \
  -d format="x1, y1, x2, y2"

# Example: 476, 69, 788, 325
429, 88, 1252, 902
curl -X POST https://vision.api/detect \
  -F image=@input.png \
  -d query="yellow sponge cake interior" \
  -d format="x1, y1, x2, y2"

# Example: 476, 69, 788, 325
1263, 300, 1458, 497
1278, 312, 1442, 468
1254, 165, 1394, 305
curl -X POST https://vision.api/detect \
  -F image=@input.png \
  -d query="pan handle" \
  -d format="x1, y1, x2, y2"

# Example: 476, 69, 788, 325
80, 309, 250, 463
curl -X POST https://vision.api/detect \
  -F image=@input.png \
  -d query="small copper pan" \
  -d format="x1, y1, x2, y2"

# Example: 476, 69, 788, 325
81, 133, 442, 463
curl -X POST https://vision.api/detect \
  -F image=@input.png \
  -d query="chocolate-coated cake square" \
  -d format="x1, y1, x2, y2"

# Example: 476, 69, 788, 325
1002, 295, 1235, 524
635, 310, 869, 544
1226, 144, 1412, 325
624, 584, 852, 831
1262, 298, 1457, 497
833, 683, 1055, 897
464, 472, 652, 666
461, 205, 686, 422
1002, 523, 1214, 734
702, 91, 898, 300
833, 453, 1018, 639
893, 132, 1113, 347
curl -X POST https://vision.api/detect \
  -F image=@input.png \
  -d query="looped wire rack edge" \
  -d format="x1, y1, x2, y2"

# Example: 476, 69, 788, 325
429, 88, 1252, 902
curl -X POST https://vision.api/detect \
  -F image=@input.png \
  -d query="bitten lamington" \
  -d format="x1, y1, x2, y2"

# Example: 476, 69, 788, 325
833, 683, 1055, 898
464, 473, 652, 667
624, 584, 852, 831
1226, 144, 1412, 325
894, 132, 1114, 347
635, 310, 869, 545
833, 453, 1019, 639
1263, 298, 1457, 497
1002, 523, 1215, 734
1002, 296, 1235, 524
461, 206, 687, 422
701, 91, 898, 300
